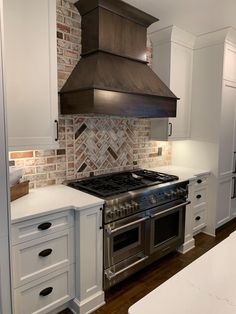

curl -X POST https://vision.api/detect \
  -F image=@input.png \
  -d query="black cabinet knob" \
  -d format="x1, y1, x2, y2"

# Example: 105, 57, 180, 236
195, 216, 201, 221
197, 179, 202, 184
38, 222, 52, 230
38, 249, 53, 257
196, 194, 202, 199
39, 287, 53, 297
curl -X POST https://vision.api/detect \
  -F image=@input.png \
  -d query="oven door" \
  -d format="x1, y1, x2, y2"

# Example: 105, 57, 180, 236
104, 212, 148, 269
148, 200, 189, 257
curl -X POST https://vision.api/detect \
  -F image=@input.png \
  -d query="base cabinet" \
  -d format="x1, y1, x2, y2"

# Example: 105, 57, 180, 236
11, 210, 75, 314
179, 174, 209, 254
11, 206, 105, 314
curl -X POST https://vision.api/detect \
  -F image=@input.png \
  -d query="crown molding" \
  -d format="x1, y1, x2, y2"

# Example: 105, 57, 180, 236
149, 25, 196, 49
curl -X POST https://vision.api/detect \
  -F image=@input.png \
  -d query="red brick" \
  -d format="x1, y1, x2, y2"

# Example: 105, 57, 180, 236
10, 151, 34, 159
57, 22, 70, 33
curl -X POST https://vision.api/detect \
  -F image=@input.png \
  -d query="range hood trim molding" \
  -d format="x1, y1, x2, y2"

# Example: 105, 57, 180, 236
75, 0, 159, 28
60, 86, 179, 100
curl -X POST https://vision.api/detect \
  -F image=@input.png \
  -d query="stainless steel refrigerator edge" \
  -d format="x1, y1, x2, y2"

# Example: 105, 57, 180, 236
0, 0, 12, 312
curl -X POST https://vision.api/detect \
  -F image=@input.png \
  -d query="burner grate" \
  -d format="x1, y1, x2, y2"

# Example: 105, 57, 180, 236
68, 169, 179, 197
134, 170, 178, 182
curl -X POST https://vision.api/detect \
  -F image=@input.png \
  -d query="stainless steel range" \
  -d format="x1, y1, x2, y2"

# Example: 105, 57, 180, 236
68, 169, 189, 289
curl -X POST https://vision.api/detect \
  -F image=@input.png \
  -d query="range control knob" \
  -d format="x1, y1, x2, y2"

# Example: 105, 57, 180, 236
171, 190, 177, 197
149, 195, 157, 204
125, 202, 131, 210
131, 201, 139, 211
164, 192, 172, 199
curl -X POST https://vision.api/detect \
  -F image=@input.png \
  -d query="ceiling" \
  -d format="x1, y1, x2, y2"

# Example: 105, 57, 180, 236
124, 0, 236, 35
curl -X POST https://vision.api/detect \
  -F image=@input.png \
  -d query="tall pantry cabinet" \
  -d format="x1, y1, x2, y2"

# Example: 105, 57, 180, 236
172, 27, 236, 232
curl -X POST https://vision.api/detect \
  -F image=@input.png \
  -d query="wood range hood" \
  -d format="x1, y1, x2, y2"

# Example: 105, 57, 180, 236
60, 0, 178, 118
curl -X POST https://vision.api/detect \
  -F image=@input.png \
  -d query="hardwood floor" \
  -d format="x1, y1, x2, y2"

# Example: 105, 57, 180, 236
59, 218, 236, 314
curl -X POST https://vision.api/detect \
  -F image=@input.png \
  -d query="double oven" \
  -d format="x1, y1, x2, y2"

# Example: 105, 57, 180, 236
67, 169, 189, 290
104, 190, 189, 289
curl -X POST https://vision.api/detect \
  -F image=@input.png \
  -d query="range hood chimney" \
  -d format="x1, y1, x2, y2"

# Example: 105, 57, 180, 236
60, 0, 178, 118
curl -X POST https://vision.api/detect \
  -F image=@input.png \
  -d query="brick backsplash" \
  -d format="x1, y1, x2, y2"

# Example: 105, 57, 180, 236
9, 0, 172, 189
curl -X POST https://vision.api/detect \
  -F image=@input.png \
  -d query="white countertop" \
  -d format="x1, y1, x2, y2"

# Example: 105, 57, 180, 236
129, 231, 236, 314
10, 166, 210, 224
149, 165, 210, 182
10, 184, 104, 223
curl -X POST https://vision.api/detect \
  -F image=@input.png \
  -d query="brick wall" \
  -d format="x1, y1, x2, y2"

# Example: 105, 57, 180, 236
9, 0, 172, 189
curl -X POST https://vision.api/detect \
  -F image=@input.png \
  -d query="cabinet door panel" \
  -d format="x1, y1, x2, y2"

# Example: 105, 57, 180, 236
169, 42, 193, 140
218, 83, 236, 177
224, 45, 236, 82
4, 0, 58, 150
216, 177, 232, 228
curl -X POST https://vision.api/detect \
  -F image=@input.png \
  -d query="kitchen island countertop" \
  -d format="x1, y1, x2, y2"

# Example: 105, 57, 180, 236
10, 184, 104, 223
129, 231, 236, 314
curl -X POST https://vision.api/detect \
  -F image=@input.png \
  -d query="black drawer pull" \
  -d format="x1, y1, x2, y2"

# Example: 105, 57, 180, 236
197, 179, 202, 184
38, 222, 52, 230
54, 120, 59, 142
196, 194, 202, 199
39, 287, 53, 297
195, 216, 201, 221
38, 249, 52, 257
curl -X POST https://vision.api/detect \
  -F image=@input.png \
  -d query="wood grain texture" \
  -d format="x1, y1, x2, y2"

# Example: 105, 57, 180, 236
60, 0, 177, 117
58, 218, 236, 314
81, 8, 147, 62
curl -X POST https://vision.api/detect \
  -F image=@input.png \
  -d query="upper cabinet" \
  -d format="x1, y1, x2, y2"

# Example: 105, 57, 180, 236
149, 26, 195, 141
3, 0, 58, 151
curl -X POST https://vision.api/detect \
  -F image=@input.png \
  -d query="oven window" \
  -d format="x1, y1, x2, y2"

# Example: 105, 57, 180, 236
154, 212, 179, 246
113, 227, 139, 252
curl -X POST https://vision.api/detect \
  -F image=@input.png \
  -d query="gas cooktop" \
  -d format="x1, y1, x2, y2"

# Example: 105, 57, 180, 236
67, 169, 179, 198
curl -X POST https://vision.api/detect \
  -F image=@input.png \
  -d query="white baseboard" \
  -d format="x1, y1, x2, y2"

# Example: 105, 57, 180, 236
69, 291, 105, 314
178, 237, 195, 254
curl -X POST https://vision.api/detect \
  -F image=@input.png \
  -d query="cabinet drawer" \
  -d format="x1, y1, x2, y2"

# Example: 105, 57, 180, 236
193, 188, 207, 207
11, 210, 74, 245
13, 265, 75, 314
193, 210, 207, 233
193, 176, 208, 188
12, 228, 74, 288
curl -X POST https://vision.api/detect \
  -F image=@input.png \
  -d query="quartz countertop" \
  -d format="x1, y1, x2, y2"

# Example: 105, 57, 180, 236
148, 165, 210, 182
10, 166, 210, 224
129, 231, 236, 314
11, 184, 104, 223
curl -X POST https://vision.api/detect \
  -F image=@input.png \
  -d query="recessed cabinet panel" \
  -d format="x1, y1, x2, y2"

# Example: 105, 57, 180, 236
218, 83, 236, 177
224, 45, 236, 82
3, 0, 58, 150
216, 177, 232, 228
168, 42, 192, 140
14, 266, 75, 314
12, 229, 74, 287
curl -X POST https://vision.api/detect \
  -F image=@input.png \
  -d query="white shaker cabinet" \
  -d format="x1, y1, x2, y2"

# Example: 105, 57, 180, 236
3, 0, 58, 151
149, 26, 195, 141
172, 28, 236, 231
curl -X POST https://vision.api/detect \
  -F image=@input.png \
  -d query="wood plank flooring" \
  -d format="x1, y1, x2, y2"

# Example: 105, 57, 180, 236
59, 218, 236, 314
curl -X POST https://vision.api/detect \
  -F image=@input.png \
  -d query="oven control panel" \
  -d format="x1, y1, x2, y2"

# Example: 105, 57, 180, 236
104, 181, 189, 223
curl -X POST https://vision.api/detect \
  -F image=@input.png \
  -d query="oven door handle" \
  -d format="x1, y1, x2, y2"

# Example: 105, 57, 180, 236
105, 255, 149, 280
106, 216, 149, 235
150, 201, 190, 218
